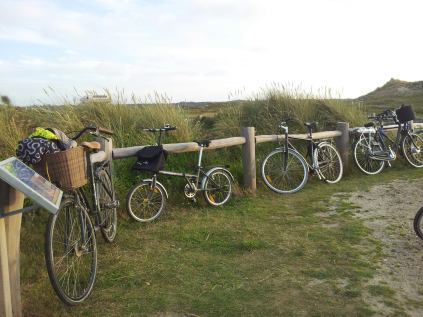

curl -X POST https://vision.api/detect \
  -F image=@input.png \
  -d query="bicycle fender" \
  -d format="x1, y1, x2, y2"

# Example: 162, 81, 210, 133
143, 179, 169, 199
201, 167, 235, 190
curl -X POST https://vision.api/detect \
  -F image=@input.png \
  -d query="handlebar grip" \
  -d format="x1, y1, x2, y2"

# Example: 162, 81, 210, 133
99, 127, 114, 135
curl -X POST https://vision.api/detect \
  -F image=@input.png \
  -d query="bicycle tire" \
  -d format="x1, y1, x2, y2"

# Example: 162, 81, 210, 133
414, 206, 423, 240
45, 195, 97, 305
314, 142, 343, 184
402, 133, 423, 168
202, 169, 232, 206
353, 137, 385, 175
126, 181, 166, 222
261, 148, 308, 194
96, 169, 117, 242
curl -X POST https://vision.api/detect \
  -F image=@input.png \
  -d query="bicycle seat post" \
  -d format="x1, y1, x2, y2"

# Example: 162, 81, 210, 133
198, 145, 204, 168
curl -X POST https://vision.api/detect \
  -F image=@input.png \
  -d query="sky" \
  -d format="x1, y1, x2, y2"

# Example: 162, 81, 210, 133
1, 0, 423, 105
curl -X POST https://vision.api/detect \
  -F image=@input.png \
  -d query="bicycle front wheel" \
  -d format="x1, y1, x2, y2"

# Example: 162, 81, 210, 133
45, 196, 97, 305
96, 169, 117, 242
203, 169, 232, 206
353, 137, 385, 175
402, 133, 423, 168
314, 142, 343, 183
126, 181, 166, 222
261, 148, 308, 194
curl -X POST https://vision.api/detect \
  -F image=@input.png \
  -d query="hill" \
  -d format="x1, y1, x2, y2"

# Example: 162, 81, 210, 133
358, 78, 423, 114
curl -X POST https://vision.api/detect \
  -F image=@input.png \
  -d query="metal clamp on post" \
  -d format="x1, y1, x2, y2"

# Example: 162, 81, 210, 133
0, 205, 38, 219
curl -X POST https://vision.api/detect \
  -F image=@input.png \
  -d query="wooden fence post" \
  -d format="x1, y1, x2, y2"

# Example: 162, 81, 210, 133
242, 127, 256, 193
335, 122, 349, 170
0, 180, 24, 317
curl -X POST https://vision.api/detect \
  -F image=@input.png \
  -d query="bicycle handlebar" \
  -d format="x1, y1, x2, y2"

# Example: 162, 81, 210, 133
142, 125, 177, 133
72, 125, 114, 140
368, 109, 397, 122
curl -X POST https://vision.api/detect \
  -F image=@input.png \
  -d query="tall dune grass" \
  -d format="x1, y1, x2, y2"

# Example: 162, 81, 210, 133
0, 86, 366, 203
213, 84, 366, 137
0, 97, 199, 159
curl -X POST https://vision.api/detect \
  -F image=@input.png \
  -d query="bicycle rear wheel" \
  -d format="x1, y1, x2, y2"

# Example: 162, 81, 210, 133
202, 169, 232, 206
126, 181, 166, 222
96, 169, 117, 242
402, 133, 423, 167
45, 195, 97, 305
314, 142, 343, 183
353, 137, 385, 175
261, 148, 308, 194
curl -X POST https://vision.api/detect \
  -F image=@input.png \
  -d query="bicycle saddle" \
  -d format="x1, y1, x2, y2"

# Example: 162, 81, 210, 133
364, 122, 375, 128
304, 122, 318, 130
81, 141, 101, 151
194, 139, 211, 147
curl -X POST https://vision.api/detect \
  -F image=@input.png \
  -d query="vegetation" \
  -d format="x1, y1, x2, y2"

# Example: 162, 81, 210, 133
2, 84, 419, 315
0, 86, 366, 201
359, 78, 423, 116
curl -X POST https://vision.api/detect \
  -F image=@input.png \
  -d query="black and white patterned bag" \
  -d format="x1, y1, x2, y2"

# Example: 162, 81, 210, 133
16, 137, 60, 165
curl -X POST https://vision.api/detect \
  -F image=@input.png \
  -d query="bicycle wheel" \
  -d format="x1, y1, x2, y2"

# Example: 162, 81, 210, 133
353, 137, 385, 175
96, 169, 117, 242
402, 133, 423, 167
45, 195, 97, 305
126, 181, 166, 222
261, 148, 308, 194
203, 169, 232, 206
414, 206, 423, 240
314, 142, 343, 184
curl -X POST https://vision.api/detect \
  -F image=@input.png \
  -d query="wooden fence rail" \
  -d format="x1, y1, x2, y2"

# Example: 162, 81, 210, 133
113, 125, 348, 191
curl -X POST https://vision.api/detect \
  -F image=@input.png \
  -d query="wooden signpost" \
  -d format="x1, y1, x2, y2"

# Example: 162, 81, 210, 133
0, 180, 24, 317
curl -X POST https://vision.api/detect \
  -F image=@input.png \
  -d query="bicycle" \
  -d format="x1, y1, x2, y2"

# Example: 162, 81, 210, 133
352, 105, 423, 175
261, 120, 343, 194
126, 125, 234, 222
44, 125, 119, 305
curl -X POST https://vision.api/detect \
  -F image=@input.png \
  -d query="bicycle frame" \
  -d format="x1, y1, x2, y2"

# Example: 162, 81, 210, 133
278, 124, 324, 171
157, 146, 220, 194
359, 120, 418, 162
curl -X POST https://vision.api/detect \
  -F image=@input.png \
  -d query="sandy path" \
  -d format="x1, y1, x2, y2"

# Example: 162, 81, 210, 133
347, 179, 423, 316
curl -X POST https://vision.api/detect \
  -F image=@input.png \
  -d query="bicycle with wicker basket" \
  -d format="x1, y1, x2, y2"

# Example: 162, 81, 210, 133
35, 125, 119, 305
126, 125, 234, 222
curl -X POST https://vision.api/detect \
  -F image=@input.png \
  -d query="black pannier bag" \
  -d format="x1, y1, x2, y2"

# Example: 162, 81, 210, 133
133, 145, 168, 172
396, 105, 416, 123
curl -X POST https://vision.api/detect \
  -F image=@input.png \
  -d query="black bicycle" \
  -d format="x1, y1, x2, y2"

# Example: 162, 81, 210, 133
126, 125, 234, 222
352, 105, 423, 175
45, 125, 119, 305
261, 120, 343, 194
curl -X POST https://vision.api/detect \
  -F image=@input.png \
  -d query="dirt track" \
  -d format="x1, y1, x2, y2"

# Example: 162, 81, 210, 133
348, 179, 423, 316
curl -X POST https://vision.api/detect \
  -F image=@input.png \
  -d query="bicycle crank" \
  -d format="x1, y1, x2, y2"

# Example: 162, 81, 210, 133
104, 200, 120, 209
184, 183, 197, 199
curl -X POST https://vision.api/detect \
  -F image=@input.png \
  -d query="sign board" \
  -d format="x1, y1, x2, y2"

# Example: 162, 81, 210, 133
0, 157, 62, 215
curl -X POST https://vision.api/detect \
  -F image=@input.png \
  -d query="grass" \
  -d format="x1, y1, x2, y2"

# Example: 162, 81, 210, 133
19, 166, 423, 316
1, 86, 415, 315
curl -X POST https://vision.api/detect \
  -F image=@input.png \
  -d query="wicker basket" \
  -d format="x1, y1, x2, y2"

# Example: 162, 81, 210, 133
34, 146, 88, 190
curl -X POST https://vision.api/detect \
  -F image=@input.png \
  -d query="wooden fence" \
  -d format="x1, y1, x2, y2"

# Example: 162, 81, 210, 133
1, 121, 423, 316
113, 123, 350, 191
